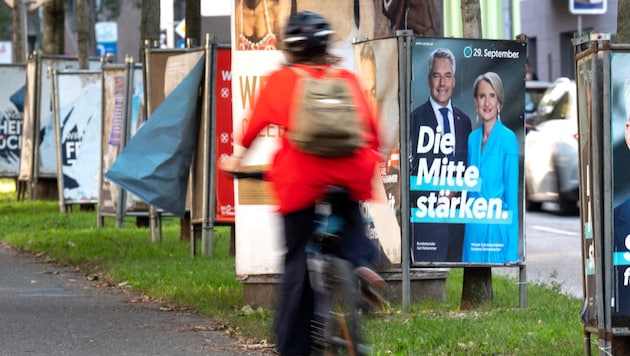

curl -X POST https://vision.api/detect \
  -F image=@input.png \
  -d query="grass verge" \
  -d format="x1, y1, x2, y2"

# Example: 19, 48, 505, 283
0, 180, 596, 355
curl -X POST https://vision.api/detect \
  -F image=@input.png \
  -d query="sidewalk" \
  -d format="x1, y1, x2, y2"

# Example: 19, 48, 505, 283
0, 244, 275, 355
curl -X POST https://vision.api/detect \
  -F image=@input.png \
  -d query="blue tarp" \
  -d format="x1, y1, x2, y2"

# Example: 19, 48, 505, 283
105, 54, 205, 217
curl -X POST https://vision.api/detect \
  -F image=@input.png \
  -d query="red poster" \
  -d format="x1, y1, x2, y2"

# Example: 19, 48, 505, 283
215, 48, 235, 222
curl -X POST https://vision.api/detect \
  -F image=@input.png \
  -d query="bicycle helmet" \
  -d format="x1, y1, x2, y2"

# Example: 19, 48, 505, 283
283, 11, 334, 56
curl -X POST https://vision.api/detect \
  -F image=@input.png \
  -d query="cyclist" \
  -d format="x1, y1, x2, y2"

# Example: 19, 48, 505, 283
220, 11, 387, 356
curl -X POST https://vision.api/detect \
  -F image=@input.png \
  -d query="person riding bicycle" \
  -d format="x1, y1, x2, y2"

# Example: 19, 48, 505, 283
219, 10, 387, 356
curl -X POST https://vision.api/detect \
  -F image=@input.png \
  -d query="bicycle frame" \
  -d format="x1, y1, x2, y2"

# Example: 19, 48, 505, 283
307, 189, 369, 355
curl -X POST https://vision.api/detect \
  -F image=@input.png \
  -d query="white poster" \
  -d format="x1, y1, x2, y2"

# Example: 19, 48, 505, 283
39, 57, 101, 178
0, 65, 26, 176
53, 71, 102, 204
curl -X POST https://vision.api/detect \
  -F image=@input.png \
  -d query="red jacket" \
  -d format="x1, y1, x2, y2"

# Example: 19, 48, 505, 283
238, 63, 382, 214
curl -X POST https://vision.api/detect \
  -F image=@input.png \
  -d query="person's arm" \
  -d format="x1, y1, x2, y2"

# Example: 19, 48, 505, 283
220, 68, 292, 172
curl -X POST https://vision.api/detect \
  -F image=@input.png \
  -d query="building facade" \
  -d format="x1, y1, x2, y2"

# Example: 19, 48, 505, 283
520, 0, 617, 82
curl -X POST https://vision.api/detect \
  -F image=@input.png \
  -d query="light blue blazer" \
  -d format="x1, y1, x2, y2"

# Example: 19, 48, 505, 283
463, 120, 520, 264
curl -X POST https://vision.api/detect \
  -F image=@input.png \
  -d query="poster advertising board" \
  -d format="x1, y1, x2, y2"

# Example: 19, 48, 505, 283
353, 37, 403, 266
17, 58, 37, 182
100, 64, 147, 217
609, 51, 630, 326
52, 70, 102, 206
0, 64, 26, 177
231, 0, 406, 276
214, 47, 235, 223
409, 37, 526, 265
576, 53, 597, 328
39, 58, 101, 178
18, 55, 101, 183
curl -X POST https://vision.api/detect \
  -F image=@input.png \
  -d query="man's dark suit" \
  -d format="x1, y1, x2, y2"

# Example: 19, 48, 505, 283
409, 100, 472, 262
614, 198, 630, 316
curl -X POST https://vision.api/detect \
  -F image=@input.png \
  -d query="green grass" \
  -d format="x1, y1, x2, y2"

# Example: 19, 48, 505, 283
0, 179, 596, 355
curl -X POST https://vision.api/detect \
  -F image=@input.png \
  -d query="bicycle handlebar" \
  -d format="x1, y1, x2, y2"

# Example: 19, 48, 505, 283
223, 170, 266, 180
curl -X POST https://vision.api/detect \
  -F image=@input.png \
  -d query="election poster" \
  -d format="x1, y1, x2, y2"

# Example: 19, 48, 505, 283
609, 51, 630, 323
231, 0, 405, 276
105, 49, 205, 217
99, 63, 147, 221
354, 37, 402, 266
576, 53, 597, 328
213, 47, 236, 223
409, 37, 526, 265
18, 55, 101, 187
0, 64, 26, 177
52, 70, 102, 206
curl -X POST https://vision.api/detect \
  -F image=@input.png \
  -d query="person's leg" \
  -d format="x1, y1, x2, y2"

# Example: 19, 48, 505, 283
335, 198, 377, 267
275, 206, 315, 356
334, 197, 387, 309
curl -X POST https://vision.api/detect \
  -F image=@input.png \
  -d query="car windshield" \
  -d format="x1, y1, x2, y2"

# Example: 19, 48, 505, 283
525, 90, 546, 113
537, 81, 575, 123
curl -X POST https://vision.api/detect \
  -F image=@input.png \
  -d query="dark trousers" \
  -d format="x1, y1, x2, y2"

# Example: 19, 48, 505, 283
274, 200, 377, 355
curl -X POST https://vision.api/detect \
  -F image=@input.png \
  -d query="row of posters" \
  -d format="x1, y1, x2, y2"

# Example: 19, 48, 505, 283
230, 0, 526, 279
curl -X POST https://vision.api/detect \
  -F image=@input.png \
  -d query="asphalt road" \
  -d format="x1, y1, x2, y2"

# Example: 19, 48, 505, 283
0, 244, 275, 356
495, 204, 583, 299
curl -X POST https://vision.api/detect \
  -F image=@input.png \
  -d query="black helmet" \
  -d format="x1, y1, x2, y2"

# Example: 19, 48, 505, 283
283, 11, 334, 56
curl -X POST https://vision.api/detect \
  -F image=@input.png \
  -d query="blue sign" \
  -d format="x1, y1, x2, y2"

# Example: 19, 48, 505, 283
570, 0, 607, 15
97, 42, 117, 57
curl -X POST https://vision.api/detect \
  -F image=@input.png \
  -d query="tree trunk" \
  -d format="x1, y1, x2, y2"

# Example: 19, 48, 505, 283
43, 0, 65, 55
460, 267, 492, 310
461, 0, 481, 39
617, 0, 630, 44
185, 0, 201, 47
76, 0, 91, 68
459, 0, 492, 310
11, 0, 26, 63
139, 0, 160, 63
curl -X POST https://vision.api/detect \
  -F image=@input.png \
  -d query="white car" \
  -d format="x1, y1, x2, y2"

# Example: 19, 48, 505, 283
525, 78, 580, 215
525, 80, 552, 124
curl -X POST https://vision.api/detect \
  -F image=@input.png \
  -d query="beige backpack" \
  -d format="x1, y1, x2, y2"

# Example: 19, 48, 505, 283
288, 66, 366, 157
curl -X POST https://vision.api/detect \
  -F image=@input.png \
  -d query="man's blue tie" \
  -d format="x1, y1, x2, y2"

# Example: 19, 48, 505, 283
439, 107, 454, 161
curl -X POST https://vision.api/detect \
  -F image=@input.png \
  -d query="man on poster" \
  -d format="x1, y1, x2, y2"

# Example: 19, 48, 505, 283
614, 81, 630, 317
410, 47, 472, 262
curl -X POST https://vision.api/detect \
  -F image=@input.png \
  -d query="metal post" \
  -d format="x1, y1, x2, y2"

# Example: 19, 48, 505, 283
21, 0, 28, 60
397, 29, 413, 313
202, 34, 217, 257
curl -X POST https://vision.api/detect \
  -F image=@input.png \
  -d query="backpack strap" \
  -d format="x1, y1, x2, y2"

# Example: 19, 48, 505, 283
289, 65, 340, 79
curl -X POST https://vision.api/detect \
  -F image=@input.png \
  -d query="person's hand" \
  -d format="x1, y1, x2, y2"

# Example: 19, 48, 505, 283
219, 155, 242, 173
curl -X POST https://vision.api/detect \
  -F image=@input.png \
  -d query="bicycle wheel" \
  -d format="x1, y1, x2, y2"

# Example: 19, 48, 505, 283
323, 257, 369, 356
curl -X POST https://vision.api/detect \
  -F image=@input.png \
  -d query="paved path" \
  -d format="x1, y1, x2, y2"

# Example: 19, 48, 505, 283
0, 244, 275, 356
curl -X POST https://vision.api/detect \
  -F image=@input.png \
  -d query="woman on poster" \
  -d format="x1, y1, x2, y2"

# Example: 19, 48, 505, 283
462, 72, 519, 264
235, 0, 280, 50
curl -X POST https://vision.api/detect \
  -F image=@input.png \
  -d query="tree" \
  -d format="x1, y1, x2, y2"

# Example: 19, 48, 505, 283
460, 0, 481, 39
0, 3, 11, 41
77, 0, 96, 69
43, 0, 65, 55
458, 0, 491, 311
617, 0, 630, 43
138, 0, 160, 62
10, 0, 26, 62
184, 0, 200, 47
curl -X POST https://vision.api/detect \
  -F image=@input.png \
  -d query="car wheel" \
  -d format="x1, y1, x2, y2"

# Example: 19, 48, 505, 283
525, 184, 542, 211
526, 199, 542, 212
557, 196, 579, 216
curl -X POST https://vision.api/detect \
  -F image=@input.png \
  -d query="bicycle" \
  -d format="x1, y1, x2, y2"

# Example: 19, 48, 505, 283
228, 170, 379, 355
